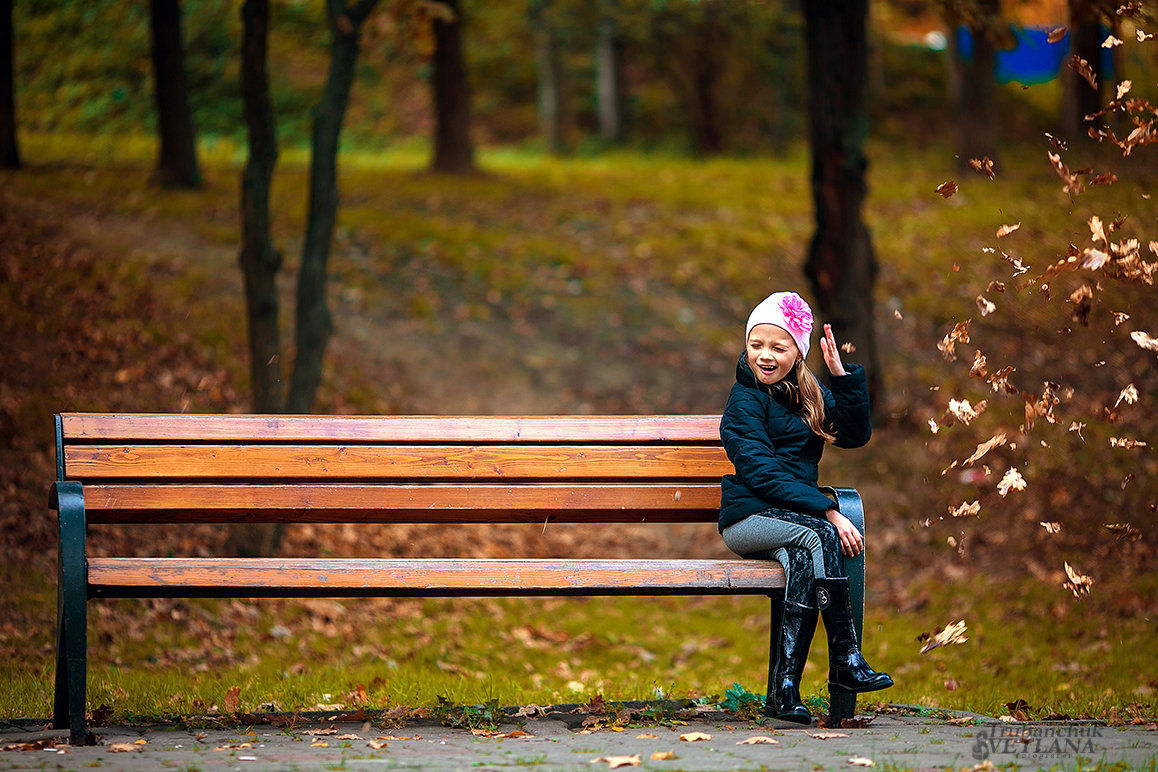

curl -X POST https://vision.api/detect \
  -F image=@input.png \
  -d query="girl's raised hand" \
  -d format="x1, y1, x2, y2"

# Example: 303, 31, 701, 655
819, 323, 848, 376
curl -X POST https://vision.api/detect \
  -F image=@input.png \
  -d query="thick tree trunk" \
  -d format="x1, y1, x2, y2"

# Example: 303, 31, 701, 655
801, 0, 881, 405
285, 0, 379, 414
1062, 0, 1105, 139
595, 14, 623, 145
239, 0, 282, 414
956, 0, 1000, 167
1, 0, 19, 169
149, 0, 201, 188
532, 3, 563, 155
430, 0, 474, 173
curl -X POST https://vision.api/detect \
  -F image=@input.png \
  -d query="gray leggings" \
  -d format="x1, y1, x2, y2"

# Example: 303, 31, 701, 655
721, 508, 846, 605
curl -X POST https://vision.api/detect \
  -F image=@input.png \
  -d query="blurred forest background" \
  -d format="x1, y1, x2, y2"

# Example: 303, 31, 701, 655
1, 0, 1157, 718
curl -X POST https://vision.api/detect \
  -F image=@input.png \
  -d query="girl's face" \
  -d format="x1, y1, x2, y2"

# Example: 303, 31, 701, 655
746, 324, 800, 386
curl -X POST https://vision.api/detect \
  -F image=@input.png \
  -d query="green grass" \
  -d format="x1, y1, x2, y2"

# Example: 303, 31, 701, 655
3, 561, 1154, 722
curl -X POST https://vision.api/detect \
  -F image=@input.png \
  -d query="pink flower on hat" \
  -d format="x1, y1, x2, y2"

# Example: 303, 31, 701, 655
778, 293, 814, 336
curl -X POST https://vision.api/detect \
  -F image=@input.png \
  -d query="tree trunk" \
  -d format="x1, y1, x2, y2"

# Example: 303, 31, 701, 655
801, 0, 881, 405
1, 0, 19, 169
239, 0, 282, 414
149, 0, 201, 188
1062, 0, 1104, 139
285, 0, 379, 413
430, 0, 474, 173
950, 0, 1000, 168
532, 2, 563, 155
595, 14, 623, 145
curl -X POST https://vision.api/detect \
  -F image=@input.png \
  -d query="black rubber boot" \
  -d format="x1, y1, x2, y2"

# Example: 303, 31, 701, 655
815, 577, 893, 694
769, 600, 819, 724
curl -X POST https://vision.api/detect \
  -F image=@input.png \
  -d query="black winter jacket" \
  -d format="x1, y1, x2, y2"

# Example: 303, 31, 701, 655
718, 354, 872, 532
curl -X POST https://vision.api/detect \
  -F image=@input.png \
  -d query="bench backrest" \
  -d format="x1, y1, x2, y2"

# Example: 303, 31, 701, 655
56, 414, 731, 525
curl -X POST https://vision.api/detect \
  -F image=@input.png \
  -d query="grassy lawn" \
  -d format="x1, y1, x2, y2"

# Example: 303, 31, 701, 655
2, 135, 1155, 725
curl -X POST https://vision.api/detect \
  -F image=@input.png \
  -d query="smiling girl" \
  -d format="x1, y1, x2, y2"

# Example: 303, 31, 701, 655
718, 291, 892, 725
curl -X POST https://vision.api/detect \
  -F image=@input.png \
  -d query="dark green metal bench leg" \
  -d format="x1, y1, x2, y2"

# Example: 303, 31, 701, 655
825, 487, 865, 726
52, 481, 88, 745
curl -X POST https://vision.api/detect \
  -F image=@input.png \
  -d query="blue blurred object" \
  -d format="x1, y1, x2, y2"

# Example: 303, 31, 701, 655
955, 25, 1109, 85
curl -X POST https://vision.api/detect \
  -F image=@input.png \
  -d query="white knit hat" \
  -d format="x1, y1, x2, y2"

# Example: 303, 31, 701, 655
744, 291, 815, 359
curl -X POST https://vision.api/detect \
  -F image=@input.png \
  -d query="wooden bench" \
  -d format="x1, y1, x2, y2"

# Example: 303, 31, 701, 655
51, 413, 868, 744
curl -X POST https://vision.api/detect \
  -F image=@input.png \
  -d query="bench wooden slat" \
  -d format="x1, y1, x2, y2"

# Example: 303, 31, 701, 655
82, 484, 723, 523
64, 444, 733, 481
87, 558, 785, 597
60, 414, 723, 443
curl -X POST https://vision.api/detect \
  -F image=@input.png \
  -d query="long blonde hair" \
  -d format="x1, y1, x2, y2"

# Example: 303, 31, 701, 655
765, 359, 836, 444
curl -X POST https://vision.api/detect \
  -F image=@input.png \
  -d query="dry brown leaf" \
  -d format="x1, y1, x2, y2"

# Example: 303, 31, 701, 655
948, 501, 981, 518
1130, 330, 1158, 352
1103, 34, 1123, 48
738, 736, 780, 745
965, 434, 1008, 468
107, 743, 139, 753
650, 751, 677, 760
223, 686, 241, 714
997, 468, 1027, 497
996, 222, 1021, 238
1069, 54, 1098, 89
367, 740, 388, 749
1063, 562, 1094, 597
919, 620, 969, 653
947, 398, 987, 426
1048, 26, 1067, 43
1104, 523, 1142, 541
310, 741, 330, 747
976, 295, 997, 316
808, 731, 850, 739
849, 756, 876, 767
1110, 436, 1147, 449
1115, 384, 1139, 407
938, 320, 972, 361
935, 181, 958, 198
680, 732, 712, 742
590, 755, 641, 768
968, 157, 996, 179
1040, 521, 1061, 534
635, 733, 659, 739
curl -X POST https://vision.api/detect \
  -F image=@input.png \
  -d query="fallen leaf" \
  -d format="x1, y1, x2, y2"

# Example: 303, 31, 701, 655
133, 739, 148, 745
590, 754, 641, 768
945, 678, 959, 691
650, 750, 677, 760
224, 686, 241, 713
635, 733, 659, 739
849, 757, 876, 767
303, 728, 338, 736
809, 732, 850, 739
738, 735, 780, 745
335, 734, 360, 740
680, 732, 712, 742
367, 740, 388, 749
107, 743, 138, 753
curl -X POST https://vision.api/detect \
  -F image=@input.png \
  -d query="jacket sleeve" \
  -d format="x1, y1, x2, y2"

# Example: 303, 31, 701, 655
720, 388, 836, 517
825, 363, 873, 449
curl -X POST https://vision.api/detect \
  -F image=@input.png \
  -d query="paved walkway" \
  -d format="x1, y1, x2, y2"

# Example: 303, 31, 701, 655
2, 705, 1156, 771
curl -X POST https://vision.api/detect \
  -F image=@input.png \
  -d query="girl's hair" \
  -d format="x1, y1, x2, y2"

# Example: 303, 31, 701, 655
767, 360, 836, 444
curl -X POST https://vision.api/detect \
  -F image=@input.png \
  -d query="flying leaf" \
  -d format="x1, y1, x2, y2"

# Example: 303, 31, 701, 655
1137, 29, 1156, 42
1063, 562, 1094, 597
948, 501, 981, 518
1130, 330, 1158, 352
919, 620, 969, 653
840, 342, 856, 353
1110, 437, 1147, 449
1068, 55, 1097, 89
1048, 151, 1085, 195
1116, 80, 1132, 100
976, 295, 996, 316
935, 181, 958, 198
1112, 312, 1130, 325
938, 320, 972, 362
948, 398, 987, 426
1040, 521, 1061, 533
1102, 34, 1123, 47
997, 468, 1027, 497
964, 433, 1007, 466
1048, 26, 1067, 43
996, 222, 1021, 238
968, 157, 996, 179
1104, 523, 1142, 541
1115, 384, 1138, 407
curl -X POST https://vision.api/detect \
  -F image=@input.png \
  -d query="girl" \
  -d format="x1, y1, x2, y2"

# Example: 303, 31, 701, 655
719, 291, 892, 725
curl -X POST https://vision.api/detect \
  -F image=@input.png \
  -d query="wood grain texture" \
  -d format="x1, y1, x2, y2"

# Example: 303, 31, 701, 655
87, 558, 785, 597
60, 414, 723, 443
82, 484, 722, 523
64, 444, 732, 481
